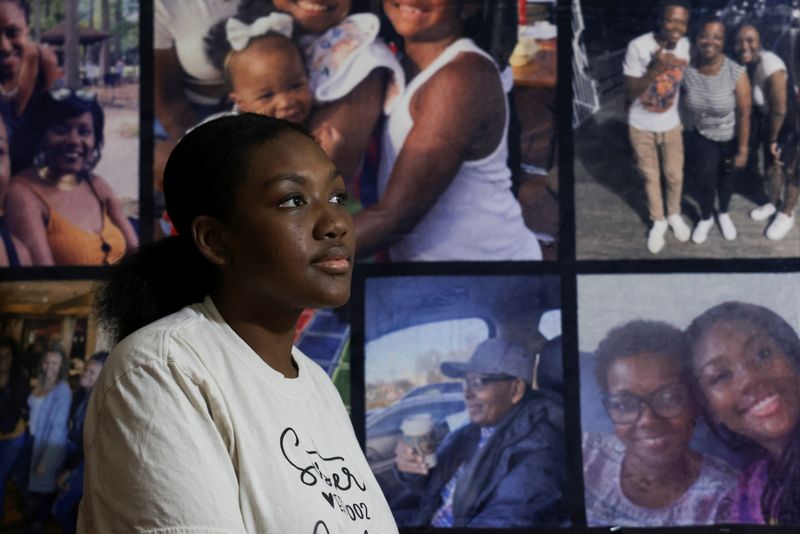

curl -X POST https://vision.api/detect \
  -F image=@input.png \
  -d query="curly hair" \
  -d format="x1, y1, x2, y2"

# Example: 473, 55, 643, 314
594, 320, 691, 395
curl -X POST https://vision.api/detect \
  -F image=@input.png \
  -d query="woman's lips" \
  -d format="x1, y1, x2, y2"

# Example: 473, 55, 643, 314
311, 257, 350, 274
746, 393, 783, 419
296, 0, 329, 14
636, 435, 671, 450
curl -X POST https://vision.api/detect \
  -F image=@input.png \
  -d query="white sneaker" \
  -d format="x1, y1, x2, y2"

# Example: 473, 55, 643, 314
750, 203, 777, 221
766, 212, 795, 240
718, 212, 737, 241
647, 219, 668, 254
667, 214, 691, 242
692, 217, 714, 244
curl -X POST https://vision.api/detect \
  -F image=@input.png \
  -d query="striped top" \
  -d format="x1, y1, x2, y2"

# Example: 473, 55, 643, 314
682, 56, 746, 141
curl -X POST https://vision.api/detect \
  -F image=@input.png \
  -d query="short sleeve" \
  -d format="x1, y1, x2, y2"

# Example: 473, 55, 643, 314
78, 355, 246, 534
762, 51, 787, 79
153, 0, 175, 50
622, 37, 647, 78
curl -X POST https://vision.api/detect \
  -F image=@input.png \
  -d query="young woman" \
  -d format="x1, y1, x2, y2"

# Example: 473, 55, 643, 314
353, 0, 540, 261
24, 345, 71, 531
735, 24, 799, 240
6, 89, 139, 265
681, 18, 751, 243
583, 320, 737, 526
686, 302, 800, 525
79, 113, 398, 533
0, 336, 29, 518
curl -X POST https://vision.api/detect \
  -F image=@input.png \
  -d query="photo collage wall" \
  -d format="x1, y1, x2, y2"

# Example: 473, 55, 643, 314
1, 0, 799, 532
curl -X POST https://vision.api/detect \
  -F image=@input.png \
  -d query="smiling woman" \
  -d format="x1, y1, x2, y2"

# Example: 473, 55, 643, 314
80, 113, 398, 533
583, 320, 738, 527
686, 302, 800, 525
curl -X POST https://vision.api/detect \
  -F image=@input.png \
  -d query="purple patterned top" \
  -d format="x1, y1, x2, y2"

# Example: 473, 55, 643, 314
730, 458, 768, 524
583, 432, 739, 527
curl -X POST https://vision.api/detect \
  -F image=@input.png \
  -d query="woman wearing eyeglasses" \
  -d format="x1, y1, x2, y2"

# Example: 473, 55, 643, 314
582, 320, 737, 526
5, 89, 138, 265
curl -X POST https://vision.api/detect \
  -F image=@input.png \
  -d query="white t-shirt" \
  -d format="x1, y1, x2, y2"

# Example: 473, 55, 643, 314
154, 0, 239, 93
623, 32, 690, 132
78, 297, 398, 534
752, 50, 787, 114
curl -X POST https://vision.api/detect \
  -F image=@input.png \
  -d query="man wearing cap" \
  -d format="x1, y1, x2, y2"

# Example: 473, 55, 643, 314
393, 338, 567, 527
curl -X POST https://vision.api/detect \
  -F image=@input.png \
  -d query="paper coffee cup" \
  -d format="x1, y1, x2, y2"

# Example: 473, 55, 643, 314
401, 413, 438, 468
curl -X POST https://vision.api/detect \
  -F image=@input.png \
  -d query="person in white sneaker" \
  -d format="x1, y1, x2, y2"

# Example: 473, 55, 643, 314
735, 24, 798, 241
682, 18, 751, 244
623, 1, 691, 254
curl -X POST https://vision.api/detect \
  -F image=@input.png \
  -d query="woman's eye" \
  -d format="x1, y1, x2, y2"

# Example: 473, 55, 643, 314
259, 92, 274, 101
755, 346, 773, 361
278, 196, 305, 208
79, 127, 92, 137
329, 192, 347, 205
707, 369, 732, 386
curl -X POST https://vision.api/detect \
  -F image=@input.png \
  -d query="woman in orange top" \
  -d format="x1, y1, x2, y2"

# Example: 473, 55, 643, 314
6, 89, 138, 265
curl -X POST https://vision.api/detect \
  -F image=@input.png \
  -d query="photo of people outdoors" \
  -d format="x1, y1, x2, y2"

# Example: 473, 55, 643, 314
578, 272, 800, 526
0, 0, 139, 267
153, 0, 559, 261
573, 0, 799, 258
363, 274, 568, 528
0, 280, 109, 532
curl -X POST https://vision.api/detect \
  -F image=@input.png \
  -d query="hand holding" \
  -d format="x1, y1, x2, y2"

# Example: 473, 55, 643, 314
394, 440, 429, 476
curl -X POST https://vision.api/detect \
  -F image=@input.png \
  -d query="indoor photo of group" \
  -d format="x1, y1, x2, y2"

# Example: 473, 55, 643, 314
574, 0, 800, 259
152, 0, 559, 261
0, 0, 139, 267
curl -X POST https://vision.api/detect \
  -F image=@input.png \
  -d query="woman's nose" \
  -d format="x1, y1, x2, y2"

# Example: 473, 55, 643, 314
314, 202, 351, 240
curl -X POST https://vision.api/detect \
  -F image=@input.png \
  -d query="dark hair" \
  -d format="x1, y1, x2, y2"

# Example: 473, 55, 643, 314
686, 301, 800, 525
658, 0, 691, 14
31, 90, 105, 174
88, 351, 108, 366
205, 1, 303, 78
95, 113, 312, 344
37, 344, 69, 384
594, 320, 690, 395
0, 335, 20, 372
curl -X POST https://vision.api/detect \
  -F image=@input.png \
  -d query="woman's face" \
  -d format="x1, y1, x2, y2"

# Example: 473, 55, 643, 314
606, 352, 696, 468
382, 0, 463, 42
41, 351, 62, 383
658, 5, 689, 49
44, 112, 96, 175
735, 25, 761, 65
694, 320, 800, 457
272, 0, 351, 34
79, 360, 103, 390
697, 22, 725, 62
221, 130, 354, 312
0, 2, 27, 83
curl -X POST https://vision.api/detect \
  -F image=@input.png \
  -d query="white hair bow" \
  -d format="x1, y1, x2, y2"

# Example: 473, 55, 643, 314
226, 13, 294, 52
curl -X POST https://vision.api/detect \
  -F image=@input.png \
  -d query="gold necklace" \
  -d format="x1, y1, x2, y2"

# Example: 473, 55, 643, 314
37, 166, 79, 191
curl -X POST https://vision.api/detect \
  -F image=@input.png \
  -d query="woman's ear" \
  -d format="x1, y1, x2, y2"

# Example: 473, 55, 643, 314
192, 215, 230, 266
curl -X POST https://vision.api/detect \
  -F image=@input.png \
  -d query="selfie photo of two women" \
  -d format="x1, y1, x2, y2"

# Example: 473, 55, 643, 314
0, 0, 799, 532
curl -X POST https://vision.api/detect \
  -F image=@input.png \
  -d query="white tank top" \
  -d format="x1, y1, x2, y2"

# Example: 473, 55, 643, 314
377, 38, 542, 261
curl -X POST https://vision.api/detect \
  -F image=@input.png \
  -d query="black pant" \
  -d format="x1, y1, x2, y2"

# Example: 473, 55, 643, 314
687, 129, 737, 219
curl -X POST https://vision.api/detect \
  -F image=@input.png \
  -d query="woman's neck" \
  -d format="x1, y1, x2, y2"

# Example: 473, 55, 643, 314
37, 166, 80, 192
211, 289, 300, 379
403, 35, 461, 78
620, 448, 700, 507
698, 53, 724, 73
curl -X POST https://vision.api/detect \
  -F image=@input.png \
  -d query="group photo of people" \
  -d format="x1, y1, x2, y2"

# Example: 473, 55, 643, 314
0, 280, 107, 532
574, 0, 799, 259
153, 0, 559, 261
362, 273, 567, 528
0, 0, 139, 267
579, 272, 800, 527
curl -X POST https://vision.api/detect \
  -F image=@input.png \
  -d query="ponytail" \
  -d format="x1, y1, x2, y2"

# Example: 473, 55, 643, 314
94, 236, 215, 344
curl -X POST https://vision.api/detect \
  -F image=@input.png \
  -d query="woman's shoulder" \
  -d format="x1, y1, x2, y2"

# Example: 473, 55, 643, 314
724, 56, 746, 78
7, 172, 46, 204
760, 50, 787, 78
